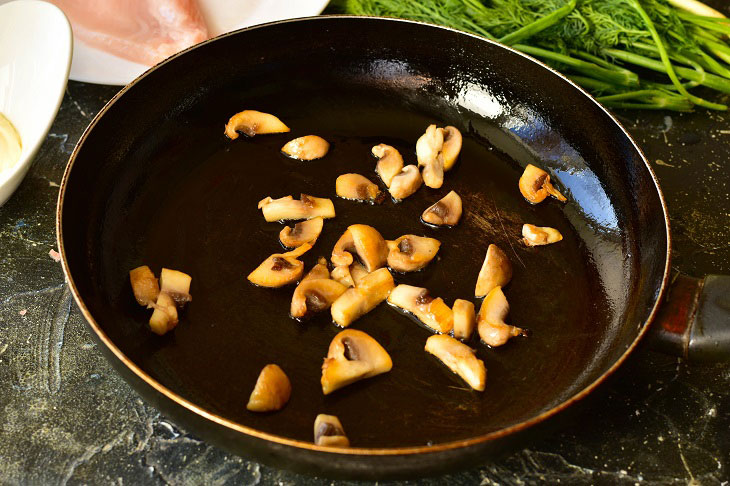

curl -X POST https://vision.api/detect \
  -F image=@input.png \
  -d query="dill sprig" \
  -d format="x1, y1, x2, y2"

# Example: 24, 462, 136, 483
336, 0, 730, 111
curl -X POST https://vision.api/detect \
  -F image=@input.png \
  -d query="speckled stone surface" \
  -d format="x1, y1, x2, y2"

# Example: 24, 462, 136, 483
1, 76, 729, 485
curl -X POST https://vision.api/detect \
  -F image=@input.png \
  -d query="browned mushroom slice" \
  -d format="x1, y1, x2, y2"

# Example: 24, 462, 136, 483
386, 235, 440, 272
246, 364, 292, 412
258, 194, 335, 222
330, 261, 368, 288
321, 329, 392, 395
247, 243, 312, 288
475, 244, 512, 298
224, 110, 290, 139
330, 268, 394, 327
335, 174, 381, 203
425, 335, 486, 391
441, 126, 463, 171
518, 164, 566, 204
291, 279, 348, 318
281, 135, 330, 160
129, 265, 159, 306
522, 224, 563, 246
303, 257, 330, 282
314, 414, 350, 447
159, 268, 192, 306
416, 124, 445, 188
477, 286, 527, 347
372, 144, 404, 187
279, 217, 324, 249
331, 224, 388, 272
389, 165, 422, 201
452, 299, 476, 341
149, 292, 178, 335
387, 285, 454, 334
421, 190, 462, 227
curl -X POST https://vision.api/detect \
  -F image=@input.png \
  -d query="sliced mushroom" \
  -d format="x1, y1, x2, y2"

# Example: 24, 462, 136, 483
246, 364, 292, 412
386, 235, 440, 272
279, 217, 324, 249
314, 414, 350, 447
321, 329, 392, 395
291, 279, 348, 318
129, 265, 159, 306
416, 124, 445, 188
224, 110, 290, 139
330, 261, 368, 288
149, 292, 178, 335
440, 126, 463, 171
331, 268, 394, 327
518, 164, 566, 204
389, 165, 422, 201
452, 299, 476, 341
281, 135, 330, 160
159, 268, 192, 306
475, 244, 512, 298
258, 194, 335, 222
303, 257, 330, 282
522, 224, 563, 246
425, 335, 486, 391
477, 286, 527, 347
331, 224, 388, 272
335, 174, 381, 203
387, 285, 454, 334
421, 190, 462, 227
372, 144, 404, 187
247, 243, 312, 288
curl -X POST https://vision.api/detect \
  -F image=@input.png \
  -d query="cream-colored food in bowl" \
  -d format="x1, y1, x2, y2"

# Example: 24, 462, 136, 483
0, 1, 72, 207
0, 113, 22, 173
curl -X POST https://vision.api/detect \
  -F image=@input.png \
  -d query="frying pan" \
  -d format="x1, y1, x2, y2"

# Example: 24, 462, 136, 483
56, 16, 730, 479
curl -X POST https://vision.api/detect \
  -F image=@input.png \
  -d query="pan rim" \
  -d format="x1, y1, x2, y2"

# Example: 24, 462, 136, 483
56, 15, 672, 456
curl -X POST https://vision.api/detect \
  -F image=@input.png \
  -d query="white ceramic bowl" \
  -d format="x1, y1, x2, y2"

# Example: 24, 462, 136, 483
0, 0, 72, 207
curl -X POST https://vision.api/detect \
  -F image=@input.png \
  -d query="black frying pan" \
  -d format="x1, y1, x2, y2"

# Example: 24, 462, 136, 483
56, 16, 729, 479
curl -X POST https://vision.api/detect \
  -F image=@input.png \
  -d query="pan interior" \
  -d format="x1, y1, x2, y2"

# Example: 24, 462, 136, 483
61, 18, 666, 448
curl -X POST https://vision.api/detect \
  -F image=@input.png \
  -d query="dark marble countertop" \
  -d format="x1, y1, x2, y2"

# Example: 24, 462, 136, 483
1, 71, 729, 485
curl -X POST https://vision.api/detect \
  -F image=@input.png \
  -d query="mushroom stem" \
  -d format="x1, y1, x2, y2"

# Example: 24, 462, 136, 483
522, 224, 563, 246
475, 244, 512, 298
425, 334, 486, 391
477, 286, 528, 347
225, 110, 290, 139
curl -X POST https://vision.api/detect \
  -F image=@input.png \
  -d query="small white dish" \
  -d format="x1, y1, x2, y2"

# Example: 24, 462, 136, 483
63, 0, 330, 85
0, 0, 72, 207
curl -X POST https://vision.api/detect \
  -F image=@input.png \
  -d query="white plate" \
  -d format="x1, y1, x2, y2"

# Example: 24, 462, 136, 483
63, 0, 330, 86
0, 0, 72, 206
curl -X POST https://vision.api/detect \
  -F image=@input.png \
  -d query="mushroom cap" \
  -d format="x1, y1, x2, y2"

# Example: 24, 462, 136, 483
330, 268, 395, 327
452, 299, 476, 341
321, 329, 393, 395
335, 173, 381, 202
389, 165, 422, 200
372, 144, 404, 187
387, 284, 454, 334
477, 286, 526, 347
279, 217, 324, 249
518, 164, 567, 204
386, 235, 441, 273
281, 135, 330, 160
129, 265, 159, 307
246, 364, 292, 412
421, 190, 463, 227
331, 224, 388, 272
522, 224, 563, 246
247, 243, 312, 288
302, 257, 330, 282
475, 244, 512, 297
290, 278, 348, 318
441, 126, 463, 171
225, 110, 290, 139
425, 334, 486, 391
259, 194, 335, 222
314, 414, 350, 447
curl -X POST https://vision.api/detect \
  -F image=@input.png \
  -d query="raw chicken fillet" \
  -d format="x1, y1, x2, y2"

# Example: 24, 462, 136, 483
50, 0, 209, 66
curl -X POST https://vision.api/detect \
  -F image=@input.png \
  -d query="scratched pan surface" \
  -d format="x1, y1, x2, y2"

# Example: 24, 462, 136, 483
57, 17, 669, 478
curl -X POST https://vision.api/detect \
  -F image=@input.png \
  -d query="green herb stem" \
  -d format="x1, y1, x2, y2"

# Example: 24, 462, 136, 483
499, 0, 577, 45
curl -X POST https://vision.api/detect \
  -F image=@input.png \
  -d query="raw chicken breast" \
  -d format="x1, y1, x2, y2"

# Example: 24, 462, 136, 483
49, 0, 209, 66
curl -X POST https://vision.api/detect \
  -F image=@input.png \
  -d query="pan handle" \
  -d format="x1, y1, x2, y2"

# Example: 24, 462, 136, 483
649, 273, 730, 361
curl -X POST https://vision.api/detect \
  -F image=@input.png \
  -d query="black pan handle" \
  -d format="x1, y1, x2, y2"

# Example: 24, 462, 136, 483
649, 273, 730, 361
